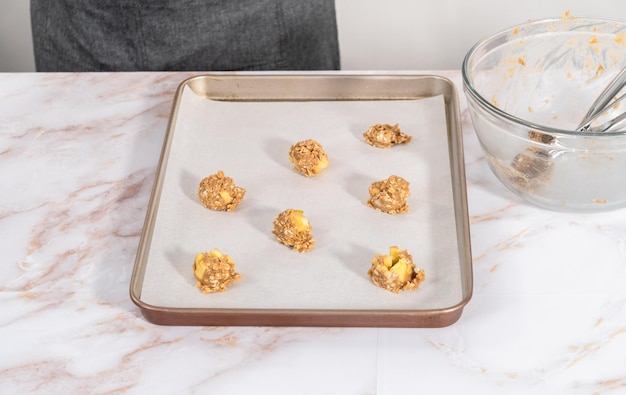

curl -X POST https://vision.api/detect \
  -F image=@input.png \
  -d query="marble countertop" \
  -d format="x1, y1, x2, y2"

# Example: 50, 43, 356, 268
1, 71, 625, 394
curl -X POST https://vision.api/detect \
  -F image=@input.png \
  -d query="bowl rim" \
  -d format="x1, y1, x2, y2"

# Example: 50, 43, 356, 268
461, 16, 626, 137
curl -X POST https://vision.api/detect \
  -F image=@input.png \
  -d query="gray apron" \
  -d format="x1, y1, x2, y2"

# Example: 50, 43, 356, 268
31, 0, 340, 71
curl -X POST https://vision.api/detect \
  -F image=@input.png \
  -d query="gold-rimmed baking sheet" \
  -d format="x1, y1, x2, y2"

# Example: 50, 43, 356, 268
130, 73, 472, 327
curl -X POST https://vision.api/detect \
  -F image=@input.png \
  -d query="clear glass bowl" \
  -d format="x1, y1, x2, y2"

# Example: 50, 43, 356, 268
462, 17, 626, 211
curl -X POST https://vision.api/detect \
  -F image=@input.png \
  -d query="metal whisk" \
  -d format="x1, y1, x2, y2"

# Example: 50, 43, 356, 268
577, 65, 626, 133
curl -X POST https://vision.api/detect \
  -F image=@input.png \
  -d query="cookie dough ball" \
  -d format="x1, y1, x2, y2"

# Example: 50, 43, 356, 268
367, 175, 410, 214
363, 123, 412, 148
272, 209, 315, 252
368, 246, 425, 293
198, 170, 246, 212
289, 139, 329, 177
193, 249, 242, 293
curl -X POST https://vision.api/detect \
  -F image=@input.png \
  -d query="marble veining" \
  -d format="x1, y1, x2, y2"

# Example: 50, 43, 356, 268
1, 71, 625, 394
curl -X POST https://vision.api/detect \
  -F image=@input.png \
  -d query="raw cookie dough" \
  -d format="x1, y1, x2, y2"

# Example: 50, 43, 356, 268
528, 130, 555, 145
272, 209, 315, 252
367, 175, 410, 214
363, 123, 412, 148
193, 249, 242, 293
368, 246, 425, 293
198, 170, 246, 212
510, 147, 553, 181
289, 139, 329, 177
508, 130, 556, 190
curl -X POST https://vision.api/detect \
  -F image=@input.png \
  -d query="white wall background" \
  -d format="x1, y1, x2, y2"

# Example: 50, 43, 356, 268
1, 0, 33, 72
2, 1, 626, 72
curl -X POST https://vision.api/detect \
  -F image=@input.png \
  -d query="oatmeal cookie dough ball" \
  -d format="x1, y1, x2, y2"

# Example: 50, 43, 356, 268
363, 123, 412, 148
272, 209, 315, 252
368, 246, 425, 293
367, 175, 410, 214
193, 249, 242, 293
198, 170, 246, 212
289, 139, 329, 177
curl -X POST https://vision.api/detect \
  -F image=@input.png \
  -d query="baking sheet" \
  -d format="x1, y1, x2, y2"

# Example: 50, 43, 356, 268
130, 73, 472, 327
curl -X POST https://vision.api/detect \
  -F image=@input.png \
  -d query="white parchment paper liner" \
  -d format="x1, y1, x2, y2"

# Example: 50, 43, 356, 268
140, 85, 462, 311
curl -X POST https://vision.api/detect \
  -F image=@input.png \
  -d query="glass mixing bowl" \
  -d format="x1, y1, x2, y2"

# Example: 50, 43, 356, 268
462, 17, 626, 211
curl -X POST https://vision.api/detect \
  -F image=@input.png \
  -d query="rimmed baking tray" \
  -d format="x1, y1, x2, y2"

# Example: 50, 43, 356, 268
130, 73, 472, 327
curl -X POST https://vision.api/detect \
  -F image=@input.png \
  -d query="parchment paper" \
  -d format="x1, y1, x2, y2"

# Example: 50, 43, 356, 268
140, 85, 463, 311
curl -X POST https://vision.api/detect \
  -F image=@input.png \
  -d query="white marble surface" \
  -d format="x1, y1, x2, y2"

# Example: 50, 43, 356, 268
1, 71, 625, 394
